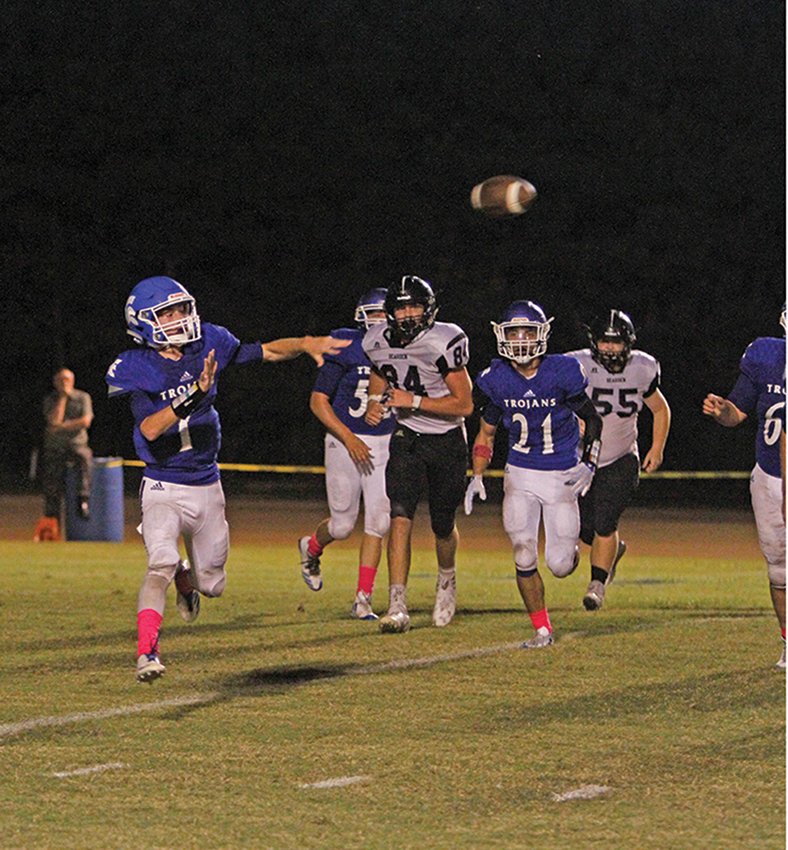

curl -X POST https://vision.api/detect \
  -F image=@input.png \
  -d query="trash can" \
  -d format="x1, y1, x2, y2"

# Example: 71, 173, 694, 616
65, 456, 124, 542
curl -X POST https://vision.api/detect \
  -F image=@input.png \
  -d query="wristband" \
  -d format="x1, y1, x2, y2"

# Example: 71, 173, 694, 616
473, 444, 493, 460
411, 394, 423, 410
368, 394, 384, 403
581, 437, 601, 468
171, 384, 207, 419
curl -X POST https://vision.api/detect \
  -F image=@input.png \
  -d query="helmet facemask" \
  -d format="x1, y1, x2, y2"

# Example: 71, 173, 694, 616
132, 295, 201, 347
587, 310, 636, 374
492, 318, 552, 365
384, 276, 438, 345
354, 288, 388, 329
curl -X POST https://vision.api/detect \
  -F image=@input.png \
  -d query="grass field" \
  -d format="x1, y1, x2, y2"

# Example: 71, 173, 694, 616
0, 496, 784, 850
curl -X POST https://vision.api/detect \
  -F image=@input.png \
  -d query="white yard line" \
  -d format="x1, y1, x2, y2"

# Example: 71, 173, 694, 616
1, 642, 528, 741
551, 784, 611, 802
51, 762, 127, 779
298, 775, 370, 789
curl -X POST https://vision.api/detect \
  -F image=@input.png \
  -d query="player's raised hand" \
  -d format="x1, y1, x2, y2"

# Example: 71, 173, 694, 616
464, 475, 487, 515
304, 336, 352, 367
702, 393, 725, 419
199, 349, 217, 392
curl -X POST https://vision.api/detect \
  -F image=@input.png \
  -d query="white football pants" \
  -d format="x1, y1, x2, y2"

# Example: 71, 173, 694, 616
324, 433, 390, 540
503, 464, 580, 577
750, 464, 786, 587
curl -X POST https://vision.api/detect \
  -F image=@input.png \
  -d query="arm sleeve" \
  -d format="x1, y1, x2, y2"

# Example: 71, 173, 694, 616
568, 393, 603, 444
231, 342, 264, 366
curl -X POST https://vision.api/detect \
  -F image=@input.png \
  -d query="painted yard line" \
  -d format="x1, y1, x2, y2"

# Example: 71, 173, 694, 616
52, 762, 127, 778
0, 642, 527, 741
298, 775, 370, 789
552, 785, 612, 802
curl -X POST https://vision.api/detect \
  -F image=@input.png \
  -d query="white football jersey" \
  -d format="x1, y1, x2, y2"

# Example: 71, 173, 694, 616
566, 349, 661, 467
363, 321, 470, 435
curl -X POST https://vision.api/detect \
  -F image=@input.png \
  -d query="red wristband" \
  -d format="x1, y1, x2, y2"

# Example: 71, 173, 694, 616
472, 444, 493, 460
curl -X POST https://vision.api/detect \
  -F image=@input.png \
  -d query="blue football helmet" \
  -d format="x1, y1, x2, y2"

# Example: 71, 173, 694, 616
492, 300, 553, 365
125, 276, 201, 348
586, 309, 636, 373
384, 275, 438, 344
354, 287, 388, 329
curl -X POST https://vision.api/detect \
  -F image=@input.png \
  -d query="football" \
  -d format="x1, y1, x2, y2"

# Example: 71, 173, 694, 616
470, 174, 537, 218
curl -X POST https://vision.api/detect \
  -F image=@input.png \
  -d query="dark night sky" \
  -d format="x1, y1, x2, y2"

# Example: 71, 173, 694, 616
2, 1, 785, 489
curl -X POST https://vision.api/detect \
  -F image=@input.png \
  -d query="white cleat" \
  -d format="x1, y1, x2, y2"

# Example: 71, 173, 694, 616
776, 643, 786, 671
521, 627, 554, 650
607, 540, 627, 586
379, 607, 410, 633
350, 591, 378, 620
432, 572, 457, 627
298, 536, 323, 591
583, 579, 606, 611
136, 653, 165, 683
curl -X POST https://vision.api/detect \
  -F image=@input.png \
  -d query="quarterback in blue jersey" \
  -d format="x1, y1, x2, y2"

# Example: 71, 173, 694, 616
106, 275, 349, 683
466, 300, 603, 649
298, 288, 395, 619
703, 306, 786, 669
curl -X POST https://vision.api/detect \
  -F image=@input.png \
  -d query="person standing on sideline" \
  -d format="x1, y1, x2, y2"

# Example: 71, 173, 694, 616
298, 288, 394, 619
363, 275, 473, 633
40, 368, 94, 529
465, 300, 603, 649
703, 306, 786, 669
106, 275, 349, 683
566, 310, 671, 611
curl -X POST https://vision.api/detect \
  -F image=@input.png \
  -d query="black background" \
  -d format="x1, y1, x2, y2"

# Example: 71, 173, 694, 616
2, 1, 784, 491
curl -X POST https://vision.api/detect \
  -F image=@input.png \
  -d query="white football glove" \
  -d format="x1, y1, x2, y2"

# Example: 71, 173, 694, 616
565, 461, 595, 497
464, 475, 487, 515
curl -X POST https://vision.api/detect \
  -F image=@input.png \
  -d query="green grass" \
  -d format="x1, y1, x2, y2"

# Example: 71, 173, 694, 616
0, 532, 784, 850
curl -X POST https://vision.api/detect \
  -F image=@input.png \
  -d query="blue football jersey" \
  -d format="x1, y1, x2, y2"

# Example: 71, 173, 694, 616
311, 328, 395, 436
105, 323, 262, 485
476, 355, 588, 471
727, 337, 786, 478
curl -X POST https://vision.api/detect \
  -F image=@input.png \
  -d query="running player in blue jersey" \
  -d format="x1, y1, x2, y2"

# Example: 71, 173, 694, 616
465, 300, 603, 649
106, 275, 349, 683
298, 288, 394, 619
703, 305, 786, 669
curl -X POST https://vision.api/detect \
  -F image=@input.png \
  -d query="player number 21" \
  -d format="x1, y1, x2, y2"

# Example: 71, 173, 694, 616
511, 412, 554, 455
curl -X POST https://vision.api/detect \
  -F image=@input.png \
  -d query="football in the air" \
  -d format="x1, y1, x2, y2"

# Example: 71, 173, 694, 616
470, 174, 537, 218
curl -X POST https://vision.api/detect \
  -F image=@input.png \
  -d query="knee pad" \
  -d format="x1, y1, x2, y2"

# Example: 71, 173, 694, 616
430, 511, 456, 541
195, 566, 226, 598
390, 500, 416, 521
768, 561, 786, 589
546, 546, 579, 579
327, 513, 356, 541
363, 511, 390, 539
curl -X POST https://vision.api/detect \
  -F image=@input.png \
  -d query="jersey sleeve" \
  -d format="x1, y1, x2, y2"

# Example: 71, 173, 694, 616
561, 355, 589, 399
475, 366, 503, 425
105, 352, 141, 398
643, 360, 661, 398
435, 327, 470, 375
727, 369, 759, 415
312, 359, 346, 396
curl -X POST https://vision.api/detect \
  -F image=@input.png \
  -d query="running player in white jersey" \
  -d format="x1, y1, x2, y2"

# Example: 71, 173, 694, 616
106, 275, 348, 683
297, 288, 394, 619
466, 300, 603, 649
363, 276, 473, 633
567, 310, 671, 611
703, 305, 786, 669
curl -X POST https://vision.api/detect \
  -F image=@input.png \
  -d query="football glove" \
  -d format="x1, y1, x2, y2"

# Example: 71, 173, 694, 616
464, 475, 487, 515
565, 461, 595, 497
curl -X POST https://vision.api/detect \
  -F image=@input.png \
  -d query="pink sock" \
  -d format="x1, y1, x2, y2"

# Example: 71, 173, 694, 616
357, 565, 377, 595
308, 534, 324, 558
137, 609, 163, 657
782, 627, 786, 640
529, 608, 552, 633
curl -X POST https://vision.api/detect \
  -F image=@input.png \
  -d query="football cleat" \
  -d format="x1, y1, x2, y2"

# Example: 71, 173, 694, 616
298, 536, 323, 591
776, 643, 786, 671
379, 607, 411, 633
350, 591, 378, 620
583, 580, 606, 611
521, 627, 554, 650
432, 572, 457, 627
136, 653, 165, 683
